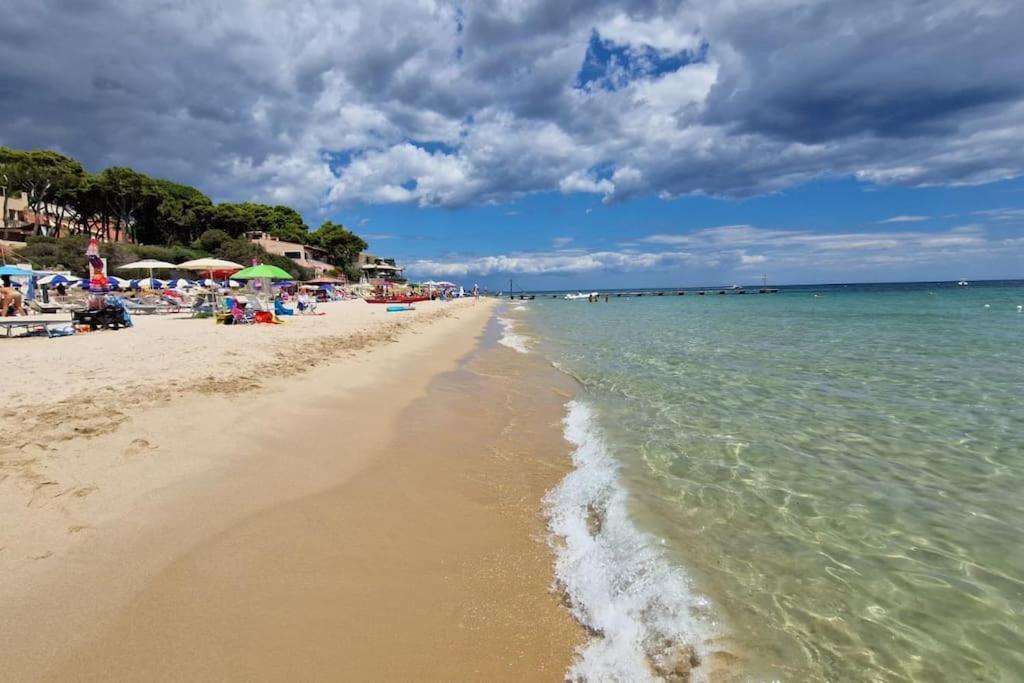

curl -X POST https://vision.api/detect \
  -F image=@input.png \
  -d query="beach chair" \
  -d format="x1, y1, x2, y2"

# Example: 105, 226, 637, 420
274, 299, 295, 316
29, 299, 62, 314
230, 304, 254, 325
159, 295, 186, 313
191, 298, 213, 318
121, 298, 158, 315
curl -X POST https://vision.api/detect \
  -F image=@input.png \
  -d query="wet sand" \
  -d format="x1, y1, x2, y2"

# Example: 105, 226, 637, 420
2, 302, 583, 680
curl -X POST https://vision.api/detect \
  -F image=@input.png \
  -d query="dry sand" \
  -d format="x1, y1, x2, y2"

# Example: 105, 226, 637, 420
0, 298, 583, 680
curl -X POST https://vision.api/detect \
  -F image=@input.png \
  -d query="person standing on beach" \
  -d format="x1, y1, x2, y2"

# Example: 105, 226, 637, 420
1, 275, 27, 317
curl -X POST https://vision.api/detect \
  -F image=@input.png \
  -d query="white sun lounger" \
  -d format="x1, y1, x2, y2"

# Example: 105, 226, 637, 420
0, 317, 75, 338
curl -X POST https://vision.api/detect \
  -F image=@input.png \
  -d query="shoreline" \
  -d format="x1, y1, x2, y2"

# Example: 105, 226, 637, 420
2, 298, 585, 680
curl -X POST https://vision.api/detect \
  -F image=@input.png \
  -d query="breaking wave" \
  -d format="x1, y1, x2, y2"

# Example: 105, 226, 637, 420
545, 400, 718, 682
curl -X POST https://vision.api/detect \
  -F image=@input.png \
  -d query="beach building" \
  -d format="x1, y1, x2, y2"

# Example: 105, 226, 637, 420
0, 187, 31, 242
246, 231, 335, 278
359, 255, 405, 283
0, 188, 87, 241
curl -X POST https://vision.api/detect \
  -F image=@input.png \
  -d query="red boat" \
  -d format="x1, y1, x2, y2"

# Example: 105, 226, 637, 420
365, 295, 430, 304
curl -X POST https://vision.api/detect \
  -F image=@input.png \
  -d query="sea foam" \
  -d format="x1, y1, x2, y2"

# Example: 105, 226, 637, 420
497, 316, 530, 353
546, 400, 717, 682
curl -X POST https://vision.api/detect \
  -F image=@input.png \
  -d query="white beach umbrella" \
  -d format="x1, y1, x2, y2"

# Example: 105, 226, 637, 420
177, 259, 244, 313
177, 258, 245, 272
118, 259, 177, 270
118, 258, 177, 286
132, 277, 165, 289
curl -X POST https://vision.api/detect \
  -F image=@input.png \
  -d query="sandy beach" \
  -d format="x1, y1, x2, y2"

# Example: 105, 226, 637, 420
1, 298, 583, 680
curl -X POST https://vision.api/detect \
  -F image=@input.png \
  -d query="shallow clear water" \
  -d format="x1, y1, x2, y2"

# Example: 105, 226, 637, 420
521, 283, 1024, 681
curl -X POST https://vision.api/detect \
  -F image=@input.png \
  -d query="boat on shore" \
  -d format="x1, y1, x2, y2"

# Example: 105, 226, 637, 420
365, 295, 430, 304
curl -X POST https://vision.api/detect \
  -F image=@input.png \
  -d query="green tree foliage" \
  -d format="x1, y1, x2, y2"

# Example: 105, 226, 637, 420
191, 228, 232, 254
3, 145, 368, 282
311, 220, 367, 267
191, 229, 309, 280
0, 148, 21, 228
94, 167, 158, 243
13, 232, 307, 281
204, 202, 309, 242
0, 148, 85, 235
134, 179, 212, 245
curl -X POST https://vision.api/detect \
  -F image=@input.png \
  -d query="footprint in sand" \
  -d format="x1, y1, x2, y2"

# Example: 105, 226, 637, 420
71, 485, 98, 499
123, 438, 157, 460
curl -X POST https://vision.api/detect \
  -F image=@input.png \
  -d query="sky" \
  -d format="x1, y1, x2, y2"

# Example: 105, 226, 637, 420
1, 0, 1023, 288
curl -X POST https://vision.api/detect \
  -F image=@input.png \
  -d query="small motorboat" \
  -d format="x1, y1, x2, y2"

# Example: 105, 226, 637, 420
564, 291, 599, 301
957, 280, 969, 287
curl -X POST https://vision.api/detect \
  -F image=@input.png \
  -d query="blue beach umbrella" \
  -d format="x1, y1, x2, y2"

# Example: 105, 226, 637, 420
37, 274, 80, 286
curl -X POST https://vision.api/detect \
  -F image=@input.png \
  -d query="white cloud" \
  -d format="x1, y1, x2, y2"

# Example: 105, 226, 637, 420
974, 208, 1024, 221
1, 0, 1023, 212
552, 236, 574, 248
408, 249, 701, 277
559, 172, 613, 195
408, 223, 1018, 278
879, 215, 929, 223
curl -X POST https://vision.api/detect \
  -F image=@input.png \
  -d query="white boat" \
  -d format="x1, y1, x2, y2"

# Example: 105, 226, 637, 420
564, 291, 599, 300
957, 280, 969, 286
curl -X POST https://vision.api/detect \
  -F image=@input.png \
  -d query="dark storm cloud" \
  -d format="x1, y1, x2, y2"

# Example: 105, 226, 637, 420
0, 0, 1022, 209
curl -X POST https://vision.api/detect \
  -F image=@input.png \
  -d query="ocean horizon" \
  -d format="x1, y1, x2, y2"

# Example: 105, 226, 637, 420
506, 278, 1024, 296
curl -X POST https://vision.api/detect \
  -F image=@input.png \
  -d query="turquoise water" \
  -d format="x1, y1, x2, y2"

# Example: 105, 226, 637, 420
518, 283, 1024, 681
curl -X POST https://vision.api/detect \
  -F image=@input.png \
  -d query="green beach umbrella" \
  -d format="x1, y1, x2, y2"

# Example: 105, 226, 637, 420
230, 264, 294, 280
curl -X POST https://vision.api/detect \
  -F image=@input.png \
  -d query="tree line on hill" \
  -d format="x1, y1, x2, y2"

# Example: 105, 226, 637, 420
0, 147, 367, 280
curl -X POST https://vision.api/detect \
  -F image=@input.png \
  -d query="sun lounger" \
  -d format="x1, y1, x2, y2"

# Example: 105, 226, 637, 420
160, 295, 187, 312
121, 298, 159, 314
29, 299, 63, 314
0, 317, 76, 338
